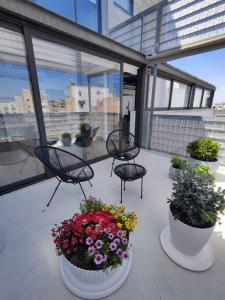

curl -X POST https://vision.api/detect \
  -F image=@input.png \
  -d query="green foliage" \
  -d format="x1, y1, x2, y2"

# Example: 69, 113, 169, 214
80, 197, 105, 212
194, 164, 215, 181
168, 167, 225, 228
62, 132, 71, 139
187, 137, 220, 161
170, 155, 189, 170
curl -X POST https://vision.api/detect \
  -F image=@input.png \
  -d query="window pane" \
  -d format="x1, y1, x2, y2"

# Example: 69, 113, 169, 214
202, 90, 211, 108
0, 27, 44, 188
33, 0, 76, 21
76, 0, 99, 31
171, 81, 190, 108
32, 38, 120, 161
147, 76, 171, 108
114, 0, 133, 14
193, 87, 202, 108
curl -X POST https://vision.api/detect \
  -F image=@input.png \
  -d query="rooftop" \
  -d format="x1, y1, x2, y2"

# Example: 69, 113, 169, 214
1, 150, 225, 300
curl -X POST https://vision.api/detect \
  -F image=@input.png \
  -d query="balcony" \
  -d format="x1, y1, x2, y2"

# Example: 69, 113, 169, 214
0, 150, 225, 300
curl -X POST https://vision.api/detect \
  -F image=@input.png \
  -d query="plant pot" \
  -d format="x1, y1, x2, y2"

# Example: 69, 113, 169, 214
62, 137, 71, 147
169, 166, 182, 180
189, 157, 220, 173
160, 208, 215, 271
60, 250, 133, 299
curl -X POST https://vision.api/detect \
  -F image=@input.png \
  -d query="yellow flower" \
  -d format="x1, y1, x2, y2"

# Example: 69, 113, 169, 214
122, 216, 127, 221
117, 223, 122, 228
122, 230, 127, 236
110, 210, 115, 215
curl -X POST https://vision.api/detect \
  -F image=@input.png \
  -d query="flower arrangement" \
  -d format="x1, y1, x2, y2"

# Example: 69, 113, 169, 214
51, 197, 138, 271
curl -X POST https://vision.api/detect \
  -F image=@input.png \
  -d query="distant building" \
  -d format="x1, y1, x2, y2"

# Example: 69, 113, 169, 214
0, 101, 16, 114
15, 89, 35, 114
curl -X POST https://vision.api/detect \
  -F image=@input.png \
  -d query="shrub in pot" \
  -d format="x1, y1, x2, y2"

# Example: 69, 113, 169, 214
187, 137, 220, 172
52, 197, 138, 299
62, 132, 72, 146
161, 167, 225, 271
169, 155, 189, 180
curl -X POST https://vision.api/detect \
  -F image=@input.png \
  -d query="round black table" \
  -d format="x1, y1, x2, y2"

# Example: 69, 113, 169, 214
114, 163, 147, 203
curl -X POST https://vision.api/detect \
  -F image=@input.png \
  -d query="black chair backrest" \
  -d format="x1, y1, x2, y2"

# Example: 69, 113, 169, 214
34, 145, 90, 181
106, 129, 140, 159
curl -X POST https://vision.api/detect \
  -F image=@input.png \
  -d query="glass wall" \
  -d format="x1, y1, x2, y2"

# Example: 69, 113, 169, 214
193, 87, 202, 108
0, 27, 44, 188
32, 37, 121, 161
33, 0, 100, 32
202, 90, 211, 108
171, 81, 190, 108
154, 77, 171, 108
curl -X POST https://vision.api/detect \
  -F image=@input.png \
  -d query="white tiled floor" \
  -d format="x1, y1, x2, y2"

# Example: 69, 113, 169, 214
0, 150, 225, 300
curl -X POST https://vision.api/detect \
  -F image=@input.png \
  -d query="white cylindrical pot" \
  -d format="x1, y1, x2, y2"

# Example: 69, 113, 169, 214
169, 166, 182, 180
189, 157, 220, 173
169, 209, 215, 256
60, 250, 133, 299
63, 256, 118, 284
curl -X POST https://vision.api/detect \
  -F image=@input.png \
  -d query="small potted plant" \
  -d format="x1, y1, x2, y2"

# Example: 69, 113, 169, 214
161, 167, 225, 271
186, 137, 220, 172
169, 155, 189, 180
52, 197, 138, 299
62, 132, 72, 146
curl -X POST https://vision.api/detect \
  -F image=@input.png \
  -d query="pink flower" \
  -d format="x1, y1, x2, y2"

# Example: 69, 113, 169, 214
86, 237, 93, 246
122, 251, 129, 260
109, 242, 117, 251
94, 253, 104, 265
95, 240, 103, 249
117, 230, 123, 237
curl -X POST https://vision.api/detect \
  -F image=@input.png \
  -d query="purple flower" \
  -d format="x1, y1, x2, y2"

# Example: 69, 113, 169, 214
95, 239, 103, 249
109, 242, 117, 251
86, 237, 93, 246
122, 237, 128, 245
122, 251, 129, 260
94, 253, 104, 265
117, 230, 123, 237
102, 254, 107, 262
88, 246, 95, 256
114, 238, 120, 245
116, 248, 123, 256
108, 233, 114, 240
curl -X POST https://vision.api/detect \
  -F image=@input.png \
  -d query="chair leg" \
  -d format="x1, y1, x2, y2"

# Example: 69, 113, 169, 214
111, 158, 115, 177
47, 181, 61, 207
120, 180, 123, 204
19, 156, 29, 174
141, 177, 143, 199
124, 181, 126, 191
79, 182, 86, 199
89, 180, 93, 187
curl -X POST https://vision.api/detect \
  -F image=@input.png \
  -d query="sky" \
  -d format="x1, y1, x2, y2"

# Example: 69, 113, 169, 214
170, 48, 225, 104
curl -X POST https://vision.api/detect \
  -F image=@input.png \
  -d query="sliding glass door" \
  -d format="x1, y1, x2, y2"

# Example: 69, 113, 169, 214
0, 27, 44, 189
32, 37, 121, 161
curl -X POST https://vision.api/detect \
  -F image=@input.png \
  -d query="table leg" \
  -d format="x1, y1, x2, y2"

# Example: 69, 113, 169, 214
121, 180, 123, 203
141, 177, 143, 199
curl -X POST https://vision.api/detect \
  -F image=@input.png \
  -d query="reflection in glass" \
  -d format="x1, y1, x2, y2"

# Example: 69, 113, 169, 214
171, 81, 190, 108
154, 77, 171, 108
193, 87, 202, 108
202, 90, 211, 108
32, 38, 121, 161
0, 27, 44, 188
76, 0, 99, 32
33, 0, 76, 22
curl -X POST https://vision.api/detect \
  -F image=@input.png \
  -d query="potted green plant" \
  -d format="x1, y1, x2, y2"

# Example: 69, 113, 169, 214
160, 167, 225, 271
169, 155, 189, 180
62, 132, 72, 146
187, 137, 220, 172
52, 197, 138, 299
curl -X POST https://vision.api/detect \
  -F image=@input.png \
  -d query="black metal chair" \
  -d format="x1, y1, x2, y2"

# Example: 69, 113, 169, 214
106, 129, 140, 176
34, 145, 94, 208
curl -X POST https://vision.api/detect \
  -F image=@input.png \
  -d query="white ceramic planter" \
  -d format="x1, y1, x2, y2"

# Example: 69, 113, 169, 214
189, 157, 220, 173
169, 209, 215, 256
60, 250, 133, 299
160, 209, 215, 271
169, 166, 182, 180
